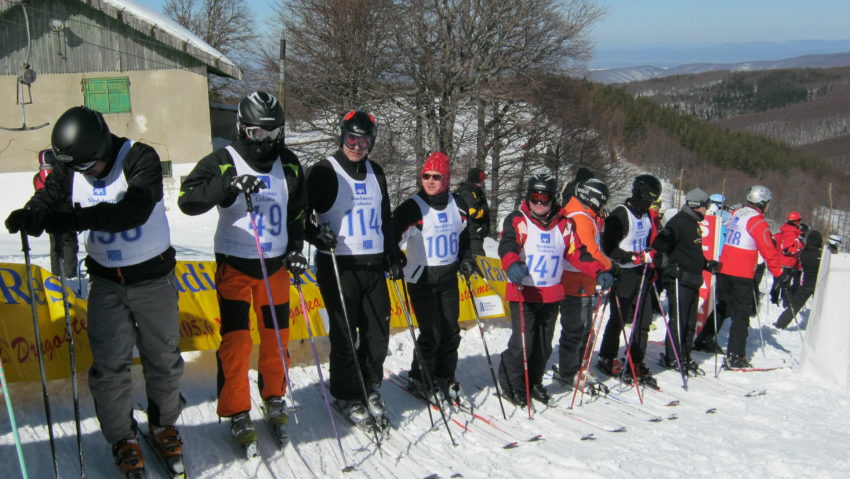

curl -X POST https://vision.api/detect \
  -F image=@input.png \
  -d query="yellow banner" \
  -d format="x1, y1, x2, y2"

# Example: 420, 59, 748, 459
0, 257, 509, 383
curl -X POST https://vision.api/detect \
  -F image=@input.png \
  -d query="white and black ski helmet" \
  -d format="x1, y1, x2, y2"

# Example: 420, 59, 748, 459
575, 178, 609, 213
746, 185, 773, 209
236, 91, 284, 136
827, 234, 842, 246
526, 172, 557, 196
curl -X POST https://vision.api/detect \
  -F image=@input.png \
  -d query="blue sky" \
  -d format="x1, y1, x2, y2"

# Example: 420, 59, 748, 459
136, 0, 850, 50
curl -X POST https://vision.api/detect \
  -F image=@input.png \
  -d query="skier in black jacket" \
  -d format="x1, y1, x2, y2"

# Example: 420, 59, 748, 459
455, 167, 490, 256
775, 230, 823, 329
597, 174, 661, 388
178, 91, 307, 450
5, 106, 184, 477
393, 152, 477, 404
305, 110, 404, 430
653, 189, 719, 375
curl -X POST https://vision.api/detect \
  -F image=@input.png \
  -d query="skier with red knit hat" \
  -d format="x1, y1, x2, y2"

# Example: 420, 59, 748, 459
393, 152, 477, 405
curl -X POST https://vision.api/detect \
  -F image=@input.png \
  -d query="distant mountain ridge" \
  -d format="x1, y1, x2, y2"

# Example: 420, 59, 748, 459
588, 51, 850, 84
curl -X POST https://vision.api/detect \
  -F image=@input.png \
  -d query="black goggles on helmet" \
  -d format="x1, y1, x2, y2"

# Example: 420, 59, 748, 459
54, 151, 98, 172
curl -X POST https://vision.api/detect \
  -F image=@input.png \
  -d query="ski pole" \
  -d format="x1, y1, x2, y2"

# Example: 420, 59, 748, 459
293, 277, 354, 472
673, 278, 689, 390
462, 273, 507, 420
392, 279, 457, 446
651, 284, 688, 389
617, 263, 649, 401
243, 193, 298, 423
611, 294, 643, 403
516, 289, 533, 419
327, 245, 384, 451
1, 355, 29, 479
781, 285, 806, 345
20, 233, 58, 478
751, 288, 767, 360
56, 233, 86, 478
570, 288, 610, 409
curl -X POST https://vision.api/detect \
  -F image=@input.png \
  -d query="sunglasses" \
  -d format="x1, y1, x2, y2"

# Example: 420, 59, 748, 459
421, 173, 443, 181
244, 125, 283, 142
343, 132, 374, 150
529, 192, 552, 205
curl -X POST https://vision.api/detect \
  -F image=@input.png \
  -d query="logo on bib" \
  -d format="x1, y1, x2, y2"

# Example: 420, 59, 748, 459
355, 183, 367, 195
260, 175, 271, 188
107, 250, 123, 261
541, 233, 551, 244
93, 180, 107, 196
363, 240, 373, 250
438, 212, 448, 223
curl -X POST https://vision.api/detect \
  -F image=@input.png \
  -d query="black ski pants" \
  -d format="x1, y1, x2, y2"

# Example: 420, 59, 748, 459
598, 266, 653, 364
775, 287, 814, 329
315, 254, 390, 401
663, 279, 700, 361
408, 280, 461, 382
717, 273, 756, 357
499, 301, 558, 397
557, 295, 594, 384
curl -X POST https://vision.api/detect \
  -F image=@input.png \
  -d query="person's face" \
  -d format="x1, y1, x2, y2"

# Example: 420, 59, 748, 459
528, 191, 553, 216
695, 206, 707, 215
341, 133, 373, 162
421, 170, 444, 196
79, 160, 108, 177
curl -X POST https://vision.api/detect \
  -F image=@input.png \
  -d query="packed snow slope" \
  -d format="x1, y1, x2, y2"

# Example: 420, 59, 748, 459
1, 166, 848, 478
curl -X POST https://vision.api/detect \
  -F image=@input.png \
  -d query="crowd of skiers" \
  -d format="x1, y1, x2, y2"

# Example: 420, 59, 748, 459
3, 90, 842, 477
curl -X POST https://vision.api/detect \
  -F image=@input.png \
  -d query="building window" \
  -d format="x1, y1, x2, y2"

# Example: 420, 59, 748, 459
83, 77, 131, 114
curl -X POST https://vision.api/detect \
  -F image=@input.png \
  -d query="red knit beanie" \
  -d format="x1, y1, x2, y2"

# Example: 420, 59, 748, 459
421, 152, 450, 193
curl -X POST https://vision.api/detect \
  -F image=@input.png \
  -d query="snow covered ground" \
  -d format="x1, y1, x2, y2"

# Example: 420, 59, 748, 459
1, 165, 849, 478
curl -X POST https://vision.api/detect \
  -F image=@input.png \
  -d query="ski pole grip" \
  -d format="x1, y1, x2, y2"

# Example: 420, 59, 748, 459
243, 191, 254, 213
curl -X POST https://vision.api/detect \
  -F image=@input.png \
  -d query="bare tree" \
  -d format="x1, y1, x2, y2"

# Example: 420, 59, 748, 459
163, 0, 257, 101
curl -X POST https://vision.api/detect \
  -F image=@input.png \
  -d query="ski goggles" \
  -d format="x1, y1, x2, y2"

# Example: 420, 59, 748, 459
342, 132, 374, 150
55, 152, 98, 172
421, 173, 443, 181
529, 192, 552, 205
243, 125, 283, 142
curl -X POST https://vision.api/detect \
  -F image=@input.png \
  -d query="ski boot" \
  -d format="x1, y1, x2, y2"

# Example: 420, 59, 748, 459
500, 387, 528, 408
596, 357, 623, 377
367, 391, 390, 432
693, 336, 725, 355
262, 396, 290, 448
149, 425, 186, 478
659, 353, 679, 370
551, 364, 574, 387
112, 437, 145, 479
439, 378, 471, 409
722, 353, 752, 370
684, 358, 705, 377
408, 374, 445, 405
624, 362, 659, 390
529, 383, 552, 405
230, 411, 259, 459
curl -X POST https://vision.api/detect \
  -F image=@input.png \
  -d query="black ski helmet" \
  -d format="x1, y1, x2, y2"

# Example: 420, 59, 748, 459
51, 106, 112, 169
236, 91, 284, 135
575, 178, 609, 213
526, 172, 557, 197
339, 110, 377, 150
632, 174, 661, 202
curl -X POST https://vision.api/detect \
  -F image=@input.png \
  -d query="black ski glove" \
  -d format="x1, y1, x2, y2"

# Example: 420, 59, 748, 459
506, 262, 528, 285
285, 250, 308, 276
666, 262, 682, 279
596, 270, 614, 289
704, 260, 720, 274
5, 206, 47, 236
777, 269, 793, 290
230, 174, 265, 195
313, 222, 338, 250
44, 209, 81, 235
385, 249, 407, 280
459, 258, 481, 278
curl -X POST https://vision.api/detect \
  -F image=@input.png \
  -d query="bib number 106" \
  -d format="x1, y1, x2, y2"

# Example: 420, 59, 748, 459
426, 232, 459, 258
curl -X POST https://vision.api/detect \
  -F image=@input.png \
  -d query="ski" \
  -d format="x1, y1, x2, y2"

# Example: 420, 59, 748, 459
724, 366, 786, 372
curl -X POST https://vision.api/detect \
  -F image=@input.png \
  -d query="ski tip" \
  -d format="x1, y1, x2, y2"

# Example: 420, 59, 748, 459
706, 408, 717, 414
343, 465, 357, 473
667, 414, 678, 420
665, 400, 680, 407
528, 434, 543, 442
450, 474, 464, 478
611, 426, 627, 433
423, 474, 441, 479
649, 416, 663, 422
581, 433, 596, 441
503, 442, 520, 449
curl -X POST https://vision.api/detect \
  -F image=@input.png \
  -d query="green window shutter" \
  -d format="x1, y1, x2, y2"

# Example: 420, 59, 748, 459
83, 77, 131, 114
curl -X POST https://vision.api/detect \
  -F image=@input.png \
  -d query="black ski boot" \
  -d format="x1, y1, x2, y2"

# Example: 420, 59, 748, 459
722, 353, 752, 369
501, 386, 528, 408
529, 383, 551, 404
262, 396, 290, 448
693, 336, 725, 355
625, 362, 659, 390
596, 357, 623, 377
